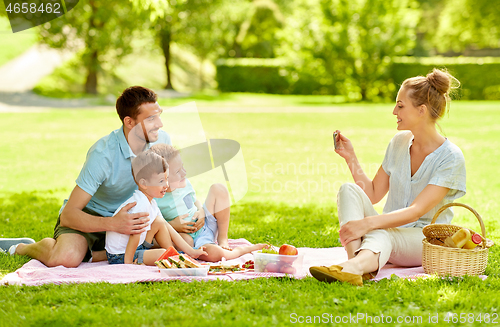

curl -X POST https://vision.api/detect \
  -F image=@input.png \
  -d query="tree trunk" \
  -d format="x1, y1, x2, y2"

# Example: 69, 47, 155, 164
85, 49, 98, 94
199, 56, 204, 90
85, 0, 99, 95
160, 27, 174, 90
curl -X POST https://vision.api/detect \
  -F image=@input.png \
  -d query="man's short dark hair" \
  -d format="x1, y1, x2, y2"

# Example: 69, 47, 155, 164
116, 86, 158, 122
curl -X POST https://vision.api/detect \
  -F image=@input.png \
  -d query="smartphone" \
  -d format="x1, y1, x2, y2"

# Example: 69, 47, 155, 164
333, 132, 339, 150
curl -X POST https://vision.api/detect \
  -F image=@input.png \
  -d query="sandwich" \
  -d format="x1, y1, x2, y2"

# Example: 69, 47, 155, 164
155, 253, 203, 270
155, 259, 174, 269
209, 263, 242, 273
178, 254, 203, 268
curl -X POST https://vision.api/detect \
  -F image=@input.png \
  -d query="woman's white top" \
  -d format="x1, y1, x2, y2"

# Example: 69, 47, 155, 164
382, 131, 466, 228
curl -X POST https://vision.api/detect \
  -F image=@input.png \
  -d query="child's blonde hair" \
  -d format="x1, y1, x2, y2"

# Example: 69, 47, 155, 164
131, 150, 168, 185
149, 143, 179, 163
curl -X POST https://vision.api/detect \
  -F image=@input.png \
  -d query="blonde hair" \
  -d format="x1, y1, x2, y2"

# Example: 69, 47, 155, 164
402, 68, 460, 120
149, 143, 179, 163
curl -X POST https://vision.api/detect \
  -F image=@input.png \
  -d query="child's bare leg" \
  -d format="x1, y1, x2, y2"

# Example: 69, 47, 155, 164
141, 249, 170, 266
205, 183, 231, 249
145, 219, 173, 249
198, 243, 267, 262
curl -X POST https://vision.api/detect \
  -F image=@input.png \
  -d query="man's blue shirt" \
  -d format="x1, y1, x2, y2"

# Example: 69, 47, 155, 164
60, 126, 171, 217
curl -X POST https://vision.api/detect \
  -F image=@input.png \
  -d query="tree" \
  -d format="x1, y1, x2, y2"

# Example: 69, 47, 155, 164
277, 0, 420, 100
234, 0, 284, 58
433, 0, 500, 53
135, 0, 264, 90
38, 0, 144, 94
133, 0, 228, 90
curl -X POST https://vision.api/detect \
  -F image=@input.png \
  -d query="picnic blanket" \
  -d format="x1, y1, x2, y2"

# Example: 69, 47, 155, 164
1, 238, 454, 286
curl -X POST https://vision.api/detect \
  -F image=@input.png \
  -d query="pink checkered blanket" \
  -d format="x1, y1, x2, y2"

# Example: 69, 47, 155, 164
1, 238, 449, 286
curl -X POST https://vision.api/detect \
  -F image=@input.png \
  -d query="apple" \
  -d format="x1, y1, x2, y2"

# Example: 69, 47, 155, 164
279, 244, 298, 256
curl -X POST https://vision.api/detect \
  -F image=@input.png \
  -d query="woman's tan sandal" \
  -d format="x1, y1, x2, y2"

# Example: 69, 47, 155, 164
309, 265, 363, 286
362, 272, 375, 280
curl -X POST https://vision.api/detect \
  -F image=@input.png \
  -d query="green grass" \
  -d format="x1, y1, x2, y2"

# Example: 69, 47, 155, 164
0, 17, 37, 68
1, 96, 500, 326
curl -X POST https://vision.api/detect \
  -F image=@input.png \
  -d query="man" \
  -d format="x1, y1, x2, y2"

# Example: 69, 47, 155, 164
0, 86, 171, 267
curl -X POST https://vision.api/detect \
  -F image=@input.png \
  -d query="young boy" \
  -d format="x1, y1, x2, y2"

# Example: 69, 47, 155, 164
149, 144, 267, 262
105, 151, 207, 265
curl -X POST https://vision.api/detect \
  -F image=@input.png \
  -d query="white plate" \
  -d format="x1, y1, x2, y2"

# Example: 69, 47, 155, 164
159, 267, 208, 277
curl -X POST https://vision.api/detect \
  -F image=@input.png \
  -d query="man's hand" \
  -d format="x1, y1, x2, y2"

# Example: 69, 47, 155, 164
168, 213, 196, 233
109, 202, 150, 234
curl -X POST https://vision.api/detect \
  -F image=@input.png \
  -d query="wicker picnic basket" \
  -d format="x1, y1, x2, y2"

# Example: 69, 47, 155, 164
422, 203, 494, 277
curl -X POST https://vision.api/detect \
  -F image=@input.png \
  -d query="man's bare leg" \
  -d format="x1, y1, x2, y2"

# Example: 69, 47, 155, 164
205, 183, 231, 249
15, 233, 88, 268
90, 250, 107, 262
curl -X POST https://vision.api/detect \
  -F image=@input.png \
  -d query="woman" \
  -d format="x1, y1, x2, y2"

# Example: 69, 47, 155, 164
310, 69, 466, 286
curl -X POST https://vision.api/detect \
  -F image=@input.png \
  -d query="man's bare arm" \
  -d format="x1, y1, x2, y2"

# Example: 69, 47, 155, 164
60, 185, 150, 234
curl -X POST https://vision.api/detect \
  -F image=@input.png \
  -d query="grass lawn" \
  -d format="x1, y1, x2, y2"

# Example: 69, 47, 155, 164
1, 95, 500, 326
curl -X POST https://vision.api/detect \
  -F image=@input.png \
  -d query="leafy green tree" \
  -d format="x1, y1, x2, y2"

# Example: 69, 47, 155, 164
234, 0, 284, 58
135, 0, 241, 90
38, 0, 143, 94
433, 0, 500, 53
278, 0, 419, 100
412, 0, 447, 56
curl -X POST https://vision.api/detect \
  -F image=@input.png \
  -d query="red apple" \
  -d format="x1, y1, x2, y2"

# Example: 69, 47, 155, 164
279, 244, 298, 255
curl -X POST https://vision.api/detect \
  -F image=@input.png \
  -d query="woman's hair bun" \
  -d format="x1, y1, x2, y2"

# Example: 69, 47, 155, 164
426, 69, 452, 95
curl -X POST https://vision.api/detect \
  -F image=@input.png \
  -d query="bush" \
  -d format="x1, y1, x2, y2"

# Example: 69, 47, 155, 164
216, 58, 290, 93
216, 57, 500, 100
390, 57, 500, 100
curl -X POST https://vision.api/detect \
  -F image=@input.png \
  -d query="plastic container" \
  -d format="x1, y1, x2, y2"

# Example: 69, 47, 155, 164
463, 233, 482, 249
253, 252, 304, 275
159, 267, 208, 277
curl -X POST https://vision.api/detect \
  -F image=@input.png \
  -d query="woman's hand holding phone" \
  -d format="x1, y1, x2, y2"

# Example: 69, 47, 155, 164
333, 130, 355, 160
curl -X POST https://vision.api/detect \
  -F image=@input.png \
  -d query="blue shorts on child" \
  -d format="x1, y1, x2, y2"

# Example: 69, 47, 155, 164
192, 203, 218, 249
106, 241, 154, 264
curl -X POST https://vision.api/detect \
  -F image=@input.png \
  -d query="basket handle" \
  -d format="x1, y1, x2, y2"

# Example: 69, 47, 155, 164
430, 203, 487, 248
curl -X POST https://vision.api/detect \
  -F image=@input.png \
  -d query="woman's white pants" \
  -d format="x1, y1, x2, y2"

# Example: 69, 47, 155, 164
337, 183, 424, 272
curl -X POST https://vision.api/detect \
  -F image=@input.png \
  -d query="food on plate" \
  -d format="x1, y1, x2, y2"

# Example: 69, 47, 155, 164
243, 260, 254, 269
156, 246, 180, 261
279, 244, 298, 256
209, 263, 242, 273
155, 253, 202, 269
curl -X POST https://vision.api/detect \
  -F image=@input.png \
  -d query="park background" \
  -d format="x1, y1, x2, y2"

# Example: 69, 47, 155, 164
1, 0, 500, 326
